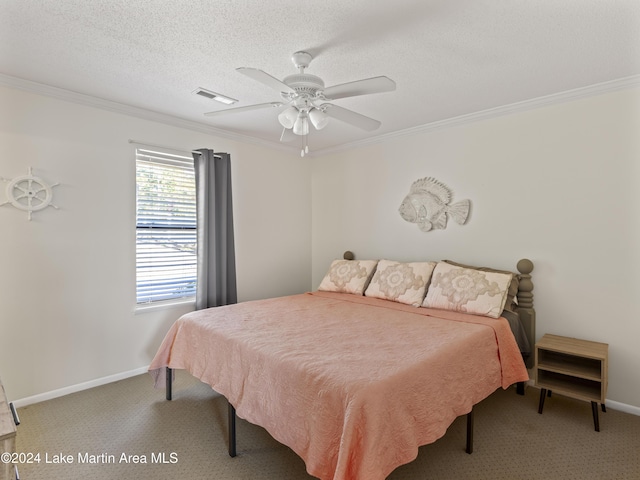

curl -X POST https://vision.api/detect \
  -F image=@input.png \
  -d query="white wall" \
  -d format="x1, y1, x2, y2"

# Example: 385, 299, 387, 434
0, 86, 312, 401
311, 87, 640, 408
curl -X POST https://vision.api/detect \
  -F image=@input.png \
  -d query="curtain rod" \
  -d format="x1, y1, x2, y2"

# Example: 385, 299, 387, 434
128, 139, 203, 155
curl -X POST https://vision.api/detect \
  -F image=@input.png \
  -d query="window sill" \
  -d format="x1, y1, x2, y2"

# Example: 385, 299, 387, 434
134, 298, 196, 314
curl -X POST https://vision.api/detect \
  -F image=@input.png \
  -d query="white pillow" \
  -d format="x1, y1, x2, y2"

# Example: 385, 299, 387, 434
422, 262, 512, 318
318, 259, 378, 295
365, 259, 436, 306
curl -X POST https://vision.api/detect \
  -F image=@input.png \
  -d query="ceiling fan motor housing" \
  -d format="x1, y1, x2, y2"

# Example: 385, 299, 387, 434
283, 74, 325, 96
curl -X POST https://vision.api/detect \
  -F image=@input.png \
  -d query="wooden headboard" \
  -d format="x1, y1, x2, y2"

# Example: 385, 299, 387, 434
342, 251, 536, 368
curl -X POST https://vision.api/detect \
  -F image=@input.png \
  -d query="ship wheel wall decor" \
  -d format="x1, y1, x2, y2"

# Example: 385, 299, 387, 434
1, 167, 59, 220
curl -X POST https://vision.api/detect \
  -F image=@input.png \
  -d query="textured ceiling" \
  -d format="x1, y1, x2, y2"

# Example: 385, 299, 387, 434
1, 0, 639, 155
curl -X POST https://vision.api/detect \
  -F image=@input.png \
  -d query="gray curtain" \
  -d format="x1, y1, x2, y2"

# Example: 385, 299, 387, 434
193, 149, 237, 309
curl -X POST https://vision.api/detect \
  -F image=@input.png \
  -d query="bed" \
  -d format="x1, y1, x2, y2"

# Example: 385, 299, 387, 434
149, 253, 535, 480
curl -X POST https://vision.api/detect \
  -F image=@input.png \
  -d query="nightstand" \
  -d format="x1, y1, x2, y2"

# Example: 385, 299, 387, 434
1, 378, 18, 480
535, 334, 608, 431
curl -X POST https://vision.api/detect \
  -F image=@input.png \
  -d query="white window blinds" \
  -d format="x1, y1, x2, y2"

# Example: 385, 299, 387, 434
135, 148, 197, 304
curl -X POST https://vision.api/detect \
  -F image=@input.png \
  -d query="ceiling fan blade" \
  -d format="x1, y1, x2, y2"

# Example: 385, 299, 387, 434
204, 102, 283, 116
322, 76, 396, 100
280, 128, 297, 143
237, 67, 296, 94
322, 104, 382, 131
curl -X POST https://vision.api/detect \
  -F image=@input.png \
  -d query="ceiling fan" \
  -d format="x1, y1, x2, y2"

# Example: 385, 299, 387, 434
204, 51, 396, 156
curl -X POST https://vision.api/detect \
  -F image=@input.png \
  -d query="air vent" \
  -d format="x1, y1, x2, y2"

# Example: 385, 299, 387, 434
193, 88, 238, 105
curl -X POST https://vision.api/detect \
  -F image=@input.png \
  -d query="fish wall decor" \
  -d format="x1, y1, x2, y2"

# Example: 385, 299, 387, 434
399, 177, 470, 232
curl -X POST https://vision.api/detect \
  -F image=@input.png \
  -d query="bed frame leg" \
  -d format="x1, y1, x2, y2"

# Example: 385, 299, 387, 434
538, 388, 547, 414
228, 401, 237, 457
165, 367, 172, 401
466, 408, 474, 454
591, 402, 600, 432
516, 381, 525, 395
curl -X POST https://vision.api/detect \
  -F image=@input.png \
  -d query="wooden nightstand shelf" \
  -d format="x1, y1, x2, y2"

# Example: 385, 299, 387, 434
535, 334, 608, 431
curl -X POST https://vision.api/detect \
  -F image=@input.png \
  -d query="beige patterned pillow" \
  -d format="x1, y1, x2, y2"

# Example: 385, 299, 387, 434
422, 262, 512, 318
318, 260, 378, 295
364, 260, 437, 306
443, 259, 520, 313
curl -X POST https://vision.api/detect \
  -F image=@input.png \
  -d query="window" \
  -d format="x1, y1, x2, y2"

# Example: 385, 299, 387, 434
135, 148, 197, 305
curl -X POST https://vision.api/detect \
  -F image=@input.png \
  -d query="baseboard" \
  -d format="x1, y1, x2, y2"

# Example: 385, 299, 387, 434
605, 400, 640, 416
12, 366, 149, 408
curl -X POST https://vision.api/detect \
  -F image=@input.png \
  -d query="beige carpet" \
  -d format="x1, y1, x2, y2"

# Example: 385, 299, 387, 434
13, 370, 640, 479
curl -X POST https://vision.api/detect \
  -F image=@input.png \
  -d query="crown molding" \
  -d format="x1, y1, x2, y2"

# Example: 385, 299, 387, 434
0, 73, 295, 154
313, 75, 640, 157
2, 73, 638, 158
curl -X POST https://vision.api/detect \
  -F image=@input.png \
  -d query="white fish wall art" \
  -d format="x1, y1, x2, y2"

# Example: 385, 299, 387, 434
399, 177, 470, 232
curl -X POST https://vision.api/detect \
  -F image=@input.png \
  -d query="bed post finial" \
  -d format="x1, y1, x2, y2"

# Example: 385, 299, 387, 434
516, 258, 535, 369
516, 259, 534, 308
343, 251, 355, 260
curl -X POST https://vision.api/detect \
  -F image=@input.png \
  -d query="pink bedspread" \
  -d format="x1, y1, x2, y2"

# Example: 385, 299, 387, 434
149, 291, 528, 480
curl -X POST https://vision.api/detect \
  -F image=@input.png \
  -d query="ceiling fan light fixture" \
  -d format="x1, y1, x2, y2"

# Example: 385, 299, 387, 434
293, 112, 309, 136
278, 106, 298, 129
309, 108, 329, 130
